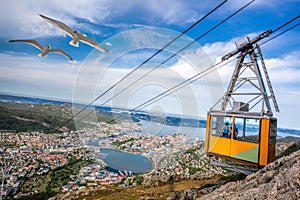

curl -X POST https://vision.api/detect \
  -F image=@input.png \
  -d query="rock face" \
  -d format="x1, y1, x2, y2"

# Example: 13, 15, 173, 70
197, 149, 300, 200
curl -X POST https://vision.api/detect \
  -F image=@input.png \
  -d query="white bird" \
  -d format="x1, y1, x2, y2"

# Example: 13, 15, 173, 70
39, 14, 110, 53
9, 39, 73, 60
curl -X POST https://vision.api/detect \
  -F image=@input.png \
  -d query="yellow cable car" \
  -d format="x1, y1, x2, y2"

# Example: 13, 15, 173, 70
205, 111, 277, 168
204, 31, 279, 170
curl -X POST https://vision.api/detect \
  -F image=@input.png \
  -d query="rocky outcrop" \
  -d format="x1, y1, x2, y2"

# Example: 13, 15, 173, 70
195, 149, 300, 200
276, 140, 300, 158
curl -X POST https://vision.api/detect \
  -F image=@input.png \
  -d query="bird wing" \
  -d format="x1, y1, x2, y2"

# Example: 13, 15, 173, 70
39, 14, 75, 37
9, 39, 43, 50
49, 48, 73, 60
78, 34, 110, 53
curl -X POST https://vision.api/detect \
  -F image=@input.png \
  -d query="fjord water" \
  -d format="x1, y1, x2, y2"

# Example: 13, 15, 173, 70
89, 123, 206, 174
98, 148, 153, 174
139, 119, 206, 140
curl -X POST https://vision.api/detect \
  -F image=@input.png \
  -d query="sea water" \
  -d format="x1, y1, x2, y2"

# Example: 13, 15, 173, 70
89, 121, 206, 174
98, 148, 152, 174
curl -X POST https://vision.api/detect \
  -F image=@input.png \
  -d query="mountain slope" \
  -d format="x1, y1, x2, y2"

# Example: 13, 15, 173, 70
176, 141, 300, 200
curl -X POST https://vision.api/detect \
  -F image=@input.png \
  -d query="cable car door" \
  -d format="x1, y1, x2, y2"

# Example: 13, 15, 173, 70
207, 115, 232, 157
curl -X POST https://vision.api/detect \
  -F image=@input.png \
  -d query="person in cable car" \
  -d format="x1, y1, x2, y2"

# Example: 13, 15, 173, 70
222, 122, 231, 138
231, 123, 238, 139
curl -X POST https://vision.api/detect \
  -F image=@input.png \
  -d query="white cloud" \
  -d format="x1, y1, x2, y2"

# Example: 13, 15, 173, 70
2, 0, 270, 39
105, 42, 112, 46
0, 0, 110, 38
225, 0, 298, 10
265, 52, 300, 85
75, 23, 102, 36
2, 0, 297, 41
92, 66, 209, 117
0, 53, 78, 99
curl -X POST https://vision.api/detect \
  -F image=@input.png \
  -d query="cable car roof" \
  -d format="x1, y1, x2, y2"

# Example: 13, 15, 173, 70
208, 110, 277, 119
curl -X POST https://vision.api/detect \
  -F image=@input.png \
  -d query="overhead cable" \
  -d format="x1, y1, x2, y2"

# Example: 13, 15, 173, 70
74, 0, 256, 124
108, 13, 300, 122
97, 0, 255, 109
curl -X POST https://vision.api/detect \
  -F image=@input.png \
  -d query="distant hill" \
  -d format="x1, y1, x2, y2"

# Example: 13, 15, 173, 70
0, 94, 115, 133
0, 93, 67, 106
130, 112, 207, 127
0, 102, 74, 133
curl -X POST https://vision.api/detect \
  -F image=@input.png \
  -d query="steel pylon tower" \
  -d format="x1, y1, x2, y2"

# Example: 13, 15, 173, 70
211, 30, 279, 116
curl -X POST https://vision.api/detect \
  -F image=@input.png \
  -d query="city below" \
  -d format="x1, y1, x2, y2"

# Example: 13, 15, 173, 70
0, 121, 226, 199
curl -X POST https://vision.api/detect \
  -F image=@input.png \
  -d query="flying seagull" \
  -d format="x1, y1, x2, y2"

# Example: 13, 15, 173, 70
9, 39, 73, 60
39, 14, 110, 53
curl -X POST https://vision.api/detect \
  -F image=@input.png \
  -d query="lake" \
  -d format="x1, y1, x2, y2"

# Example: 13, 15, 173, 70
88, 121, 207, 174
97, 148, 153, 174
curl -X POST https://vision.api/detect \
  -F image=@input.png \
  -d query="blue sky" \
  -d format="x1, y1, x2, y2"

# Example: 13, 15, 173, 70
0, 0, 300, 129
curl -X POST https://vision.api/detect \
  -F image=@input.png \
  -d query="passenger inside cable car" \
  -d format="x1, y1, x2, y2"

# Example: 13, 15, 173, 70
231, 123, 238, 139
222, 121, 238, 139
222, 122, 230, 138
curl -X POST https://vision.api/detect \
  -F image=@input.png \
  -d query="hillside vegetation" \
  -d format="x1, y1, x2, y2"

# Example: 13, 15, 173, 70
0, 102, 114, 133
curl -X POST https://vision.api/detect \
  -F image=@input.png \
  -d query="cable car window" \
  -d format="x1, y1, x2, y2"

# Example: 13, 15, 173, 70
211, 116, 218, 136
233, 117, 244, 139
269, 119, 277, 138
222, 116, 232, 138
211, 115, 232, 138
244, 118, 260, 143
211, 116, 222, 136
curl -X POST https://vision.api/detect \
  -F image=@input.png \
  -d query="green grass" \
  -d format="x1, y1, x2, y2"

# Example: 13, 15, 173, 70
0, 142, 18, 148
185, 148, 197, 154
39, 173, 51, 192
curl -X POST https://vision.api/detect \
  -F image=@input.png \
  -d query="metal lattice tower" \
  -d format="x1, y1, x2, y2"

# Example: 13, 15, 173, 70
211, 31, 279, 116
